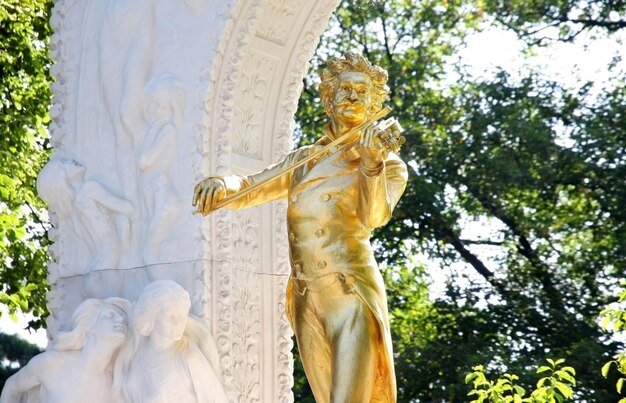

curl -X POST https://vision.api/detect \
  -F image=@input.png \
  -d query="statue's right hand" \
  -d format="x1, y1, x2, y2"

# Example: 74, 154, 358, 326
192, 177, 226, 215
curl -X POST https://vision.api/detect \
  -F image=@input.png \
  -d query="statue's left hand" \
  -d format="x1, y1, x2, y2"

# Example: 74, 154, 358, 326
356, 123, 385, 170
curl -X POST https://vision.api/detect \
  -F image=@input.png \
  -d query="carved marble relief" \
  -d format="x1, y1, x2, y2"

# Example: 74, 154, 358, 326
1, 282, 227, 403
45, 0, 343, 402
230, 211, 262, 402
256, 0, 307, 45
138, 73, 185, 265
116, 281, 227, 403
37, 158, 134, 276
0, 297, 132, 403
231, 52, 278, 159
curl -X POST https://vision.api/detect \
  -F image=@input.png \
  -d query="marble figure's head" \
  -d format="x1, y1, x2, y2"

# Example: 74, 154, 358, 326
144, 73, 185, 126
133, 280, 191, 344
37, 158, 86, 218
52, 297, 131, 351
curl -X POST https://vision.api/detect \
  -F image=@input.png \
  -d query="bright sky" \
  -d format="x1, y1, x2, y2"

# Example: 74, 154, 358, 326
2, 23, 624, 349
0, 306, 48, 348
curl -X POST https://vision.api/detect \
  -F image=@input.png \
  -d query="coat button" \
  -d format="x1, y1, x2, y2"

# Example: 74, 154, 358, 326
289, 232, 295, 241
321, 193, 331, 202
290, 194, 298, 202
315, 228, 324, 237
317, 260, 327, 269
293, 263, 302, 272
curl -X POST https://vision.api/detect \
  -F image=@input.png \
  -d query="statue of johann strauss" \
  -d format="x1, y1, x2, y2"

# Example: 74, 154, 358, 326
194, 52, 408, 403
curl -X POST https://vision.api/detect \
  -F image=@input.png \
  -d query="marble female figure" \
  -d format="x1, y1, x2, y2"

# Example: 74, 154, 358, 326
0, 298, 131, 403
115, 280, 227, 403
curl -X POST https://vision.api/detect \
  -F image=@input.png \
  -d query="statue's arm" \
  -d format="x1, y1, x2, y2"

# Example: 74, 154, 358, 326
193, 146, 311, 213
0, 354, 46, 403
77, 181, 134, 215
356, 153, 408, 228
138, 124, 176, 170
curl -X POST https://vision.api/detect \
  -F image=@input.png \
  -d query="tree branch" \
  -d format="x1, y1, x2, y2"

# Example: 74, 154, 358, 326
565, 18, 626, 31
380, 14, 394, 65
436, 222, 495, 281
459, 238, 504, 246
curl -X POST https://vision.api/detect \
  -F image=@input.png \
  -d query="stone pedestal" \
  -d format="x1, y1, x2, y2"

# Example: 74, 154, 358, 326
44, 0, 340, 401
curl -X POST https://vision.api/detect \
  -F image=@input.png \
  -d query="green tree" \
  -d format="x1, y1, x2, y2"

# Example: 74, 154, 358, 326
601, 284, 626, 401
0, 0, 52, 327
466, 359, 576, 403
294, 0, 625, 401
0, 332, 42, 391
479, 0, 626, 44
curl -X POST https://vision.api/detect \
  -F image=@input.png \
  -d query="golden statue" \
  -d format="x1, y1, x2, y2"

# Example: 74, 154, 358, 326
193, 52, 407, 403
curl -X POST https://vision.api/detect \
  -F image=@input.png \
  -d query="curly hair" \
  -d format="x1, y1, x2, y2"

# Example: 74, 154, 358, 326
319, 52, 389, 117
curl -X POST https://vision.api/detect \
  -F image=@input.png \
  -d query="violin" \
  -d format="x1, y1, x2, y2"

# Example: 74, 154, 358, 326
194, 106, 406, 215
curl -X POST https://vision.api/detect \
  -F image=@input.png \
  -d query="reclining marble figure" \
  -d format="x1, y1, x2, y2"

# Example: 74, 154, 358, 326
0, 297, 131, 403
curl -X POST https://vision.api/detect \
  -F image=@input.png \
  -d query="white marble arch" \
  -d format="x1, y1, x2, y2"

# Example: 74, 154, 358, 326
46, 0, 340, 402
199, 1, 341, 401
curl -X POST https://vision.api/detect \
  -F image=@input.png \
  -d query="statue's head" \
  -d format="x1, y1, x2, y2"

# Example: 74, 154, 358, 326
320, 52, 389, 126
144, 73, 185, 125
52, 297, 131, 351
133, 280, 191, 345
37, 158, 86, 218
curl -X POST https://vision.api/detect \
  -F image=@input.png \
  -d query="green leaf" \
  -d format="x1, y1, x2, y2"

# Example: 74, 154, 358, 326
563, 366, 576, 376
554, 382, 573, 398
618, 378, 624, 394
537, 378, 548, 388
537, 366, 552, 374
465, 372, 477, 384
602, 362, 613, 378
556, 371, 575, 384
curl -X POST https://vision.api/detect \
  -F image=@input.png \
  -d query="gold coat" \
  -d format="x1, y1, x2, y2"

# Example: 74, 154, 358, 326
221, 128, 408, 402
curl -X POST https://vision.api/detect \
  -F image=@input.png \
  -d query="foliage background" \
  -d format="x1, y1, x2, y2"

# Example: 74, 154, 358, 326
293, 0, 626, 401
0, 0, 52, 329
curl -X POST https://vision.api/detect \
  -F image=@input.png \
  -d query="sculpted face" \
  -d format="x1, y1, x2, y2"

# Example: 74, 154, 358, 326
151, 302, 188, 344
146, 98, 172, 124
93, 305, 127, 344
330, 71, 374, 128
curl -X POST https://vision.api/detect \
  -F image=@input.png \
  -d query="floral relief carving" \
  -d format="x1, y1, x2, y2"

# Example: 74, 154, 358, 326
232, 52, 277, 158
256, 0, 306, 45
231, 211, 262, 402
273, 200, 294, 402
200, 1, 264, 399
